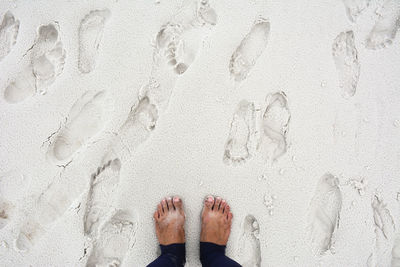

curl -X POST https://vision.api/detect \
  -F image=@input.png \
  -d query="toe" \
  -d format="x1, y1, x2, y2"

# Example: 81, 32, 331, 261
173, 196, 183, 210
225, 205, 230, 218
167, 197, 173, 210
204, 195, 214, 210
153, 211, 159, 221
227, 212, 233, 223
161, 199, 168, 213
220, 199, 227, 213
157, 203, 163, 215
214, 197, 222, 211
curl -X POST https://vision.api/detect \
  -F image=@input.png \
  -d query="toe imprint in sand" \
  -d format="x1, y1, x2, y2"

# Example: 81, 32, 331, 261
332, 31, 360, 98
342, 0, 370, 22
258, 92, 290, 164
368, 195, 396, 266
307, 173, 342, 256
366, 0, 400, 49
86, 210, 138, 267
78, 9, 111, 73
237, 214, 261, 267
0, 11, 19, 61
47, 91, 113, 164
84, 158, 122, 238
223, 100, 256, 165
229, 18, 270, 82
4, 22, 66, 103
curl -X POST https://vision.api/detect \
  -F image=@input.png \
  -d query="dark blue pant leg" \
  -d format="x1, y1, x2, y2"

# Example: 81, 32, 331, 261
200, 242, 241, 267
147, 243, 186, 267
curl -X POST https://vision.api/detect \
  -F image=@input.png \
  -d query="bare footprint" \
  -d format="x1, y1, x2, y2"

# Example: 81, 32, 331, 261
86, 209, 138, 267
342, 0, 370, 22
84, 158, 121, 238
102, 2, 217, 162
102, 95, 159, 162
122, 96, 159, 132
15, 168, 89, 251
366, 0, 400, 49
258, 92, 290, 164
4, 22, 66, 103
0, 11, 19, 61
154, 0, 217, 75
332, 31, 360, 98
307, 173, 342, 256
367, 195, 396, 266
223, 100, 256, 165
78, 9, 111, 73
237, 215, 261, 267
229, 18, 270, 82
47, 91, 113, 164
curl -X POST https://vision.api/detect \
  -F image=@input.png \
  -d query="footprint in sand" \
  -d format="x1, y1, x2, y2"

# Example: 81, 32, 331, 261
332, 31, 360, 98
122, 96, 159, 132
86, 209, 138, 267
258, 91, 290, 164
103, 94, 159, 162
229, 18, 270, 82
78, 9, 111, 73
104, 1, 217, 161
103, 0, 217, 162
3, 22, 66, 103
84, 158, 121, 238
15, 169, 89, 251
366, 0, 400, 49
223, 100, 256, 165
307, 173, 342, 256
47, 90, 113, 165
237, 214, 261, 267
367, 195, 396, 266
153, 0, 217, 76
341, 0, 370, 22
392, 234, 400, 267
0, 11, 20, 61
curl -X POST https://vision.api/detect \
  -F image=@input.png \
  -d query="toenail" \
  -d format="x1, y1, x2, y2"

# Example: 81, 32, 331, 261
207, 197, 213, 202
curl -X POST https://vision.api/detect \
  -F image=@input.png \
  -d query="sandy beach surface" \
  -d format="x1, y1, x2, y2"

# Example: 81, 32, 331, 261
0, 0, 400, 266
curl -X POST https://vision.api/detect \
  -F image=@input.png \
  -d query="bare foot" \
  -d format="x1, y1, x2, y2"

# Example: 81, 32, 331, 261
200, 196, 233, 246
153, 196, 185, 245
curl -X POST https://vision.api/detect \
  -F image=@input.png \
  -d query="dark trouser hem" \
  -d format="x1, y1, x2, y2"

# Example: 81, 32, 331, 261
200, 242, 242, 267
147, 243, 186, 267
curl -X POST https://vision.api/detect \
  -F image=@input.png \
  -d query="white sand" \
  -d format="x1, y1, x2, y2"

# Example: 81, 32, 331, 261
0, 0, 400, 266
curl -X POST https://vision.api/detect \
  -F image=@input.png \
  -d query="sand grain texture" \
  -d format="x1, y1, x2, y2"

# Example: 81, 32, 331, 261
0, 0, 399, 266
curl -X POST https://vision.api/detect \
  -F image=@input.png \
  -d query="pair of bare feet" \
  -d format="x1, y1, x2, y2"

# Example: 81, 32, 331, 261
153, 196, 233, 246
